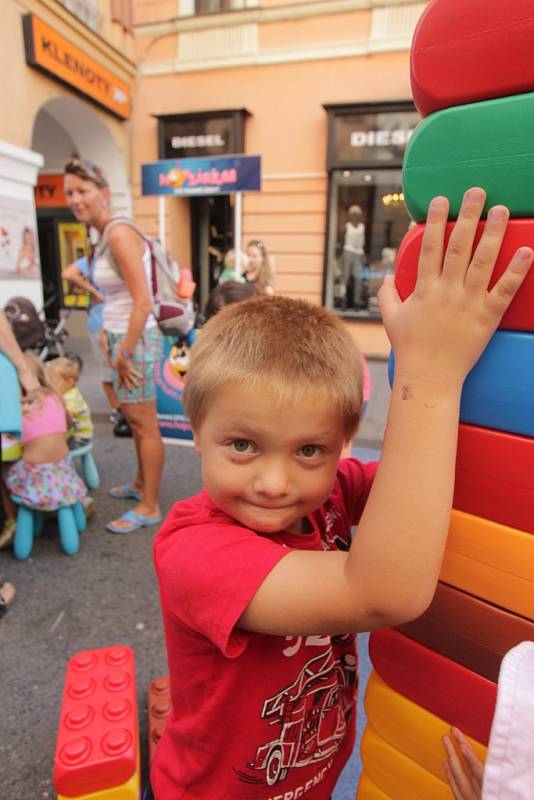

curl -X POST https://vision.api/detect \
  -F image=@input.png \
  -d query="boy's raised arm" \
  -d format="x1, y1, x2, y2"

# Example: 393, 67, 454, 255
239, 188, 533, 636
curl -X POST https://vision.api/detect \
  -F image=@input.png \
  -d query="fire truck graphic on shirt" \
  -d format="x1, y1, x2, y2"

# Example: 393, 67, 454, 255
242, 640, 357, 788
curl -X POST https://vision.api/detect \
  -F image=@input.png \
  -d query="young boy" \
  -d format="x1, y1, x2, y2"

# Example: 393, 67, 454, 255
152, 189, 532, 799
47, 357, 93, 450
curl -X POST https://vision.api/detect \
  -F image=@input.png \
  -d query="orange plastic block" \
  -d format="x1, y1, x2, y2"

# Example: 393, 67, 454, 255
148, 675, 172, 764
364, 670, 486, 782
442, 510, 534, 620
357, 770, 392, 799
54, 646, 138, 798
360, 725, 451, 800
57, 761, 140, 800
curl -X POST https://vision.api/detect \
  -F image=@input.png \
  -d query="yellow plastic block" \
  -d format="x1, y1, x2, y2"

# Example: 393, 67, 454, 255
57, 763, 140, 800
361, 725, 452, 800
364, 670, 486, 782
357, 770, 392, 799
441, 510, 534, 620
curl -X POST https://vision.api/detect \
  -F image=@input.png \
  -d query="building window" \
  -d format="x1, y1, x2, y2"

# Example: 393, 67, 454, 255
195, 0, 245, 13
324, 102, 420, 321
57, 0, 100, 33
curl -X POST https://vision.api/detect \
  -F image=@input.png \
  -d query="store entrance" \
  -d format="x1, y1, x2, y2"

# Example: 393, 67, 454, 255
190, 194, 234, 312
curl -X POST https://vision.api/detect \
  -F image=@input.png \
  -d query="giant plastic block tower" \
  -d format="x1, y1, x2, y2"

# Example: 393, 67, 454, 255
357, 1, 534, 797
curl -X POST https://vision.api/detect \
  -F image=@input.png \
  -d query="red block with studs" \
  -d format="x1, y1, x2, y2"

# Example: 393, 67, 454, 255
53, 646, 138, 797
148, 675, 172, 764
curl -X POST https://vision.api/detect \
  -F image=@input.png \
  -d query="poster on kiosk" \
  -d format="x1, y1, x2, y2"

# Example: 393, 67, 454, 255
141, 154, 262, 442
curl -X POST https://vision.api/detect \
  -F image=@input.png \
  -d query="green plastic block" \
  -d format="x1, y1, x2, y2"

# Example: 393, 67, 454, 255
403, 92, 534, 221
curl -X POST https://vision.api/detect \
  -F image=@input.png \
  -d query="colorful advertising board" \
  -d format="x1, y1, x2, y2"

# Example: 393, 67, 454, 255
142, 155, 261, 197
155, 337, 194, 442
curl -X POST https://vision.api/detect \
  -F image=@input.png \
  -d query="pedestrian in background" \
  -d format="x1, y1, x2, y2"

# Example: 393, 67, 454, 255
62, 251, 132, 437
64, 158, 163, 534
245, 239, 274, 295
0, 309, 40, 613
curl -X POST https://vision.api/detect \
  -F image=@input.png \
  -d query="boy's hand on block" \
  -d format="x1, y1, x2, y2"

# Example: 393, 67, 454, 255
443, 727, 484, 800
380, 188, 533, 389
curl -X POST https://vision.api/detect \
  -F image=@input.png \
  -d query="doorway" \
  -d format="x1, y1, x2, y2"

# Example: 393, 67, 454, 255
190, 194, 234, 311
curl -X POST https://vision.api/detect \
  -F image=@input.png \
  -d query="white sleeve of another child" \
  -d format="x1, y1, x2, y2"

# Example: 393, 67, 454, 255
482, 641, 534, 800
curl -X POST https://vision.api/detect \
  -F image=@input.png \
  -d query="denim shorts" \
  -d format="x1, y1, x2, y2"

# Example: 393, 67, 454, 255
106, 327, 164, 405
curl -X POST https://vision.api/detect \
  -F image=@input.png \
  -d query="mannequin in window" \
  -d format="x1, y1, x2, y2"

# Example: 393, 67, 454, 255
342, 205, 366, 310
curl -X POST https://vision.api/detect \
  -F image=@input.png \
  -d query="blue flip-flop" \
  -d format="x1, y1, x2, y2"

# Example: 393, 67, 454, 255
106, 510, 163, 534
109, 484, 143, 501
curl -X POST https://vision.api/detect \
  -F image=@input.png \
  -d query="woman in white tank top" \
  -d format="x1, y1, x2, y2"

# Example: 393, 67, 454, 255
64, 159, 164, 534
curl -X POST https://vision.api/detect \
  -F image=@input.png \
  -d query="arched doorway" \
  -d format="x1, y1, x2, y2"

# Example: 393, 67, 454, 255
31, 96, 131, 319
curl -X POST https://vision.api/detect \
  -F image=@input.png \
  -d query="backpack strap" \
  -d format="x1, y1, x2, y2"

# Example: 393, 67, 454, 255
96, 217, 158, 298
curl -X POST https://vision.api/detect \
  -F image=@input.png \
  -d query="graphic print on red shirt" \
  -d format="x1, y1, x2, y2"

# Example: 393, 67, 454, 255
152, 458, 377, 799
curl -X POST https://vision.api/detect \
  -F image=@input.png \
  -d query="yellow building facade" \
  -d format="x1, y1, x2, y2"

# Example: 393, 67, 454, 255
0, 0, 135, 314
133, 0, 428, 356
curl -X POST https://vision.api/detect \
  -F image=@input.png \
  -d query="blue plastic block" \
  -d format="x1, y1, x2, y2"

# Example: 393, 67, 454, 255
388, 331, 534, 437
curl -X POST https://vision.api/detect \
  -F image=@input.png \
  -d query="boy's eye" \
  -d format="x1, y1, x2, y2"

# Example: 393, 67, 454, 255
299, 444, 321, 458
230, 439, 256, 454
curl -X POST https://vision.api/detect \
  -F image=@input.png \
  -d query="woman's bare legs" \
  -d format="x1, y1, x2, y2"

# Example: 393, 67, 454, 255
108, 399, 164, 530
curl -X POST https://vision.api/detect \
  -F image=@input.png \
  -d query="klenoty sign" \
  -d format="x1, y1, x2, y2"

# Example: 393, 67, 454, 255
23, 15, 131, 120
142, 155, 261, 196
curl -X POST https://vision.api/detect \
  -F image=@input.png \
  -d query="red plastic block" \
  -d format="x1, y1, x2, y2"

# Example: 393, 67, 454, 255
148, 675, 172, 764
398, 582, 534, 683
395, 221, 534, 333
54, 646, 138, 798
455, 424, 534, 534
411, 0, 534, 116
369, 629, 496, 745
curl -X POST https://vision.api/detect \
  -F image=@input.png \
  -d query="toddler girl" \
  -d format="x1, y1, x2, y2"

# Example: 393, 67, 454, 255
5, 353, 86, 511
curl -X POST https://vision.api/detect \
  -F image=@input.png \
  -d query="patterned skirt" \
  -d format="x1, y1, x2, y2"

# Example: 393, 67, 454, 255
5, 457, 87, 511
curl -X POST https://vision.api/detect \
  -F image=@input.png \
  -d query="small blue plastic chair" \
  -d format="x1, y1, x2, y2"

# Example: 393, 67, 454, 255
11, 496, 86, 560
69, 441, 100, 490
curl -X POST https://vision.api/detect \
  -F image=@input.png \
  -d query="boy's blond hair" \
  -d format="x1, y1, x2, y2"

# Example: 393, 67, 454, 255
48, 357, 80, 383
184, 296, 363, 441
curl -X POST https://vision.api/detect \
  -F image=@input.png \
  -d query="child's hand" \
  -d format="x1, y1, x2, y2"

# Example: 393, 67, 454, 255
379, 188, 533, 389
443, 727, 484, 800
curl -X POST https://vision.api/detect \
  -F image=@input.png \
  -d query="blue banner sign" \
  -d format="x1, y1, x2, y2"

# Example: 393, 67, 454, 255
142, 155, 261, 196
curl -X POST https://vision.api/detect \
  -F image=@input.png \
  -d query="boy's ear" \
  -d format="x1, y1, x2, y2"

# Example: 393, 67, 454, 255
192, 430, 201, 454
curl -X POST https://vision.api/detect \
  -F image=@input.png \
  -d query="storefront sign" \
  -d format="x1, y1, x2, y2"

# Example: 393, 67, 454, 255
142, 155, 261, 196
158, 111, 248, 159
329, 107, 419, 168
23, 15, 132, 119
35, 174, 67, 208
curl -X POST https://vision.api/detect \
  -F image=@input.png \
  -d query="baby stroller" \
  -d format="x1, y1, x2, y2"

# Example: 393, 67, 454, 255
3, 296, 83, 369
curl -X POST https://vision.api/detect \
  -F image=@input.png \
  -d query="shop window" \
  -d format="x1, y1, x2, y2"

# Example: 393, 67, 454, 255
195, 0, 246, 13
325, 169, 413, 319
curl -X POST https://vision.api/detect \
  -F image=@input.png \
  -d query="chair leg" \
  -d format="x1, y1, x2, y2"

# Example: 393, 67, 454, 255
14, 507, 34, 560
82, 453, 100, 490
58, 507, 80, 556
34, 511, 45, 537
73, 501, 87, 534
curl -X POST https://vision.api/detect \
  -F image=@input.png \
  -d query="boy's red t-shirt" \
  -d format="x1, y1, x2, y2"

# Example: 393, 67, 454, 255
152, 458, 377, 799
